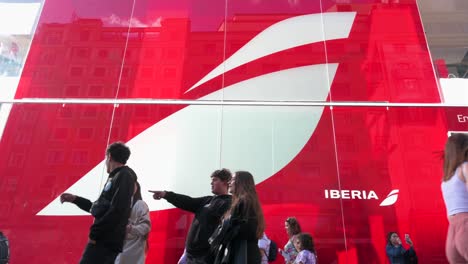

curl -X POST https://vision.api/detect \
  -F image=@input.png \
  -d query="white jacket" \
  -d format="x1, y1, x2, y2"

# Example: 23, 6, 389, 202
115, 200, 151, 264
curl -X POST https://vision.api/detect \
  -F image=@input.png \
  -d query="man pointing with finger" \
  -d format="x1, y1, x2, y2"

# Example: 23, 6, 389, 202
60, 142, 137, 264
150, 169, 232, 264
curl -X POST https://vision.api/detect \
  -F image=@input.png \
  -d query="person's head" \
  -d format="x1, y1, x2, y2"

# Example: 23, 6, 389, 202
105, 142, 131, 173
294, 233, 315, 253
211, 168, 231, 195
285, 217, 301, 237
443, 133, 468, 181
227, 171, 265, 239
386, 232, 401, 246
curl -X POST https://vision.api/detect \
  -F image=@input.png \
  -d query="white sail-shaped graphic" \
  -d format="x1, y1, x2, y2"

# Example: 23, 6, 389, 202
38, 63, 338, 215
379, 189, 399, 206
186, 12, 356, 93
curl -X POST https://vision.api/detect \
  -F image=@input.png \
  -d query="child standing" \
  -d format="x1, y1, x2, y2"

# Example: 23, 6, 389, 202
293, 233, 317, 264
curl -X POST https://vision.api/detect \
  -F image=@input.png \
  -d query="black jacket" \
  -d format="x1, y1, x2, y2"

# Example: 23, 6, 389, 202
73, 166, 137, 252
212, 200, 261, 264
164, 191, 231, 258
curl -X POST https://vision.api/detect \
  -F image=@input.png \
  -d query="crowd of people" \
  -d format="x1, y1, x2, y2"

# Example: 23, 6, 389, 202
56, 135, 468, 263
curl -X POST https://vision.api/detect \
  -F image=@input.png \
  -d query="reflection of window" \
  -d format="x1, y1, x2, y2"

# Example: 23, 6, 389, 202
165, 48, 179, 59
57, 107, 73, 118
163, 68, 176, 78
128, 32, 141, 40
78, 127, 94, 140
80, 31, 90, 41
88, 85, 103, 96
140, 67, 153, 78
71, 150, 89, 164
8, 153, 24, 167
69, 67, 84, 77
47, 150, 65, 164
111, 127, 120, 138
144, 32, 160, 40
82, 106, 98, 118
121, 67, 130, 78
22, 109, 38, 122
65, 85, 80, 96
93, 67, 106, 77
40, 52, 56, 65
144, 49, 155, 58
135, 106, 149, 117
73, 48, 90, 59
98, 49, 108, 59
52, 127, 68, 140
125, 50, 132, 60
204, 44, 216, 53
5, 177, 18, 193
14, 131, 32, 144
45, 31, 62, 44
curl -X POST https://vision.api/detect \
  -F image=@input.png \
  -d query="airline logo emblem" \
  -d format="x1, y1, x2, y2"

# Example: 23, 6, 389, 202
324, 189, 400, 206
38, 12, 356, 216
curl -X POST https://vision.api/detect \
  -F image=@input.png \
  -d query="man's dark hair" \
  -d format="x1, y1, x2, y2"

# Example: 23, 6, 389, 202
211, 168, 232, 182
106, 142, 131, 164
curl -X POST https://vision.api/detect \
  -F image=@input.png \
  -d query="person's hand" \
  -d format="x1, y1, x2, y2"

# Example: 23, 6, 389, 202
149, 190, 166, 200
60, 193, 76, 203
405, 234, 413, 246
88, 239, 96, 245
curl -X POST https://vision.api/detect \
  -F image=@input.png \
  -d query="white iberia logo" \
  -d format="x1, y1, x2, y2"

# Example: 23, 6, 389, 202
379, 189, 399, 206
324, 189, 399, 206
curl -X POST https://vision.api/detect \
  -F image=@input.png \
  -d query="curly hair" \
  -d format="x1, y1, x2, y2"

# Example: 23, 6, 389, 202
211, 168, 232, 182
286, 217, 302, 237
106, 142, 131, 164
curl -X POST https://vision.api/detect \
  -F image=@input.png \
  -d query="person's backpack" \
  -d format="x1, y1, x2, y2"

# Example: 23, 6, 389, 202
0, 232, 9, 264
267, 239, 278, 262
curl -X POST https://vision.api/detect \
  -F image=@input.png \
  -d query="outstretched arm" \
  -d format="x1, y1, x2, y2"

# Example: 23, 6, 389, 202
150, 190, 211, 213
60, 193, 92, 212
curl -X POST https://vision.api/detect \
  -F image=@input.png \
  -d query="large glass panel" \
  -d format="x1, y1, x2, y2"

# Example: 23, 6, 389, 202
332, 106, 448, 263
323, 0, 440, 103
222, 0, 329, 103
16, 0, 134, 99
418, 0, 468, 107
418, 0, 468, 80
0, 0, 43, 138
118, 0, 226, 100
107, 103, 224, 263
220, 105, 344, 263
0, 103, 114, 263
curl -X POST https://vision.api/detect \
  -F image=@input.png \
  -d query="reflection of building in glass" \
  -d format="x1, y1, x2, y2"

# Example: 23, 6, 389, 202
28, 18, 190, 98
418, 0, 468, 78
0, 37, 27, 76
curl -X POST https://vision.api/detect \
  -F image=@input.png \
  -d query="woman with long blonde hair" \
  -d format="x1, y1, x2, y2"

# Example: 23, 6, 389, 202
441, 133, 468, 263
